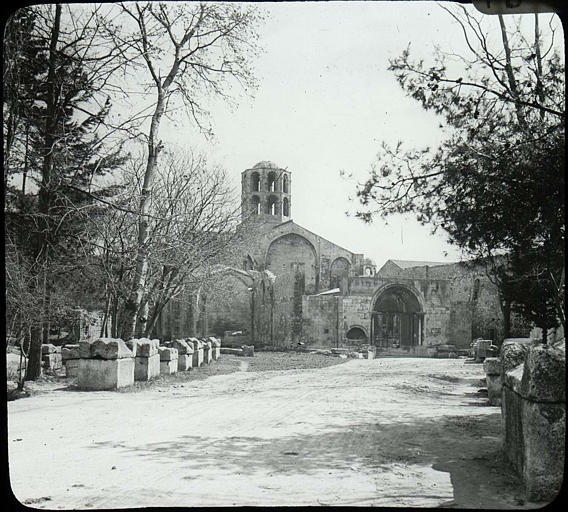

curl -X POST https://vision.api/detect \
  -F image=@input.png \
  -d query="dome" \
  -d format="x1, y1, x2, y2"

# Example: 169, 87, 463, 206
252, 160, 280, 170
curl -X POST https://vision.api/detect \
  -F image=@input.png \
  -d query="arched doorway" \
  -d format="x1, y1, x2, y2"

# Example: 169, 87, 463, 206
371, 285, 424, 349
346, 326, 368, 345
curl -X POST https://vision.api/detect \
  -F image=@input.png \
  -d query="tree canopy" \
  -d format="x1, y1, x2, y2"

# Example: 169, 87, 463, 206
352, 6, 565, 339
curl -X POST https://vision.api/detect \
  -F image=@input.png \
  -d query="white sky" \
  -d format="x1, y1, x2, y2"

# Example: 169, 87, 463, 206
20, 1, 562, 269
168, 0, 490, 267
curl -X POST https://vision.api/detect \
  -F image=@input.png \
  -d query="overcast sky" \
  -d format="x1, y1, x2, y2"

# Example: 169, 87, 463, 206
154, 1, 562, 267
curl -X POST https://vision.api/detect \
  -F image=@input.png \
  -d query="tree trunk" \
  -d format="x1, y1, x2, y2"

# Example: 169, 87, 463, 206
554, 265, 565, 333
502, 299, 511, 341
27, 4, 61, 380
534, 14, 545, 121
17, 332, 25, 390
26, 325, 42, 381
120, 90, 166, 340
100, 288, 111, 337
202, 295, 208, 337
191, 292, 198, 337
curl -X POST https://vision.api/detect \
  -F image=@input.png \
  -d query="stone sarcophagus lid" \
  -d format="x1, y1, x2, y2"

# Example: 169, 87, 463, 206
208, 337, 221, 360
128, 338, 160, 381
201, 339, 213, 364
62, 344, 80, 378
188, 338, 204, 367
159, 346, 179, 375
171, 339, 194, 371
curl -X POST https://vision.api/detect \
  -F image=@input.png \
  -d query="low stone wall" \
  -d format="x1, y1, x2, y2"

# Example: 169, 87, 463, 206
223, 333, 252, 348
483, 357, 501, 406
221, 347, 244, 356
375, 345, 432, 357
71, 335, 221, 389
501, 343, 565, 502
77, 338, 135, 390
220, 345, 254, 357
242, 345, 255, 357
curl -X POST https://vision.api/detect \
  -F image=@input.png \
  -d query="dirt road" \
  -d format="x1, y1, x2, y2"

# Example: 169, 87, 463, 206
8, 356, 535, 508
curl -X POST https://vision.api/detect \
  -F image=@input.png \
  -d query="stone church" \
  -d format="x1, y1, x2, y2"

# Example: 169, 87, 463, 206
155, 161, 529, 354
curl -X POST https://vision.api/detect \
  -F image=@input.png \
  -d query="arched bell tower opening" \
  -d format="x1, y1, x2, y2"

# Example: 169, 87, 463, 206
241, 161, 291, 224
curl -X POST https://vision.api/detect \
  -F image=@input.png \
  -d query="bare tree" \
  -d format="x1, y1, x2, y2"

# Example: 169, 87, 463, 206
99, 2, 263, 339
4, 3, 134, 379
82, 145, 259, 340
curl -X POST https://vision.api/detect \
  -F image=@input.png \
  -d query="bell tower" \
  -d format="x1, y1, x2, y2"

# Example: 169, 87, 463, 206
241, 161, 292, 224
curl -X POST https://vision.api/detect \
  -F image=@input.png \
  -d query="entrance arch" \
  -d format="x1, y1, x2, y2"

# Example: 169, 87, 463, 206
346, 326, 368, 345
371, 284, 424, 349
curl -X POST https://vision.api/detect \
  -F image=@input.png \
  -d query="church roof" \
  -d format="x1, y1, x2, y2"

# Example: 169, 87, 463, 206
389, 259, 452, 269
251, 160, 281, 169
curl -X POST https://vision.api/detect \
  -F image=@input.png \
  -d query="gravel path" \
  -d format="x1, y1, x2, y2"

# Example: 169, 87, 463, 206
8, 356, 537, 508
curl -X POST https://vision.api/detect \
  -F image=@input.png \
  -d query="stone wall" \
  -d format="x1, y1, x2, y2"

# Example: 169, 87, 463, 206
245, 220, 363, 291
501, 342, 565, 502
301, 295, 340, 347
340, 295, 372, 344
155, 268, 274, 345
266, 232, 319, 294
348, 261, 527, 349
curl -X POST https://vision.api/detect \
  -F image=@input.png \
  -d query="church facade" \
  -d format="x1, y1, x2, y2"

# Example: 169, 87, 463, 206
155, 161, 529, 353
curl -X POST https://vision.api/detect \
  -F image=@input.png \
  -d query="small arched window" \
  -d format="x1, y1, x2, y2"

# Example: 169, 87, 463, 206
251, 195, 261, 215
251, 172, 260, 192
283, 174, 289, 193
267, 171, 277, 192
283, 197, 290, 217
267, 195, 279, 215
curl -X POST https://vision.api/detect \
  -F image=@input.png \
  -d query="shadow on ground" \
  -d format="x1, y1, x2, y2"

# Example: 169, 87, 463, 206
89, 412, 529, 508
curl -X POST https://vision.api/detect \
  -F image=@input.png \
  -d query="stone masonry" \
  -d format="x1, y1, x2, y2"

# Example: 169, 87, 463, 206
188, 338, 204, 367
77, 338, 135, 390
154, 161, 530, 352
483, 357, 502, 406
170, 339, 194, 371
501, 342, 565, 502
129, 338, 160, 381
61, 344, 80, 378
159, 347, 178, 375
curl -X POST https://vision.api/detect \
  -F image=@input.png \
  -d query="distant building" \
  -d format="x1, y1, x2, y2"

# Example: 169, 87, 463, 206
156, 161, 530, 353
